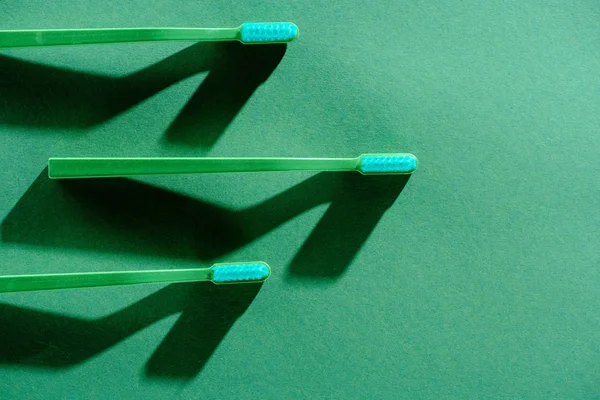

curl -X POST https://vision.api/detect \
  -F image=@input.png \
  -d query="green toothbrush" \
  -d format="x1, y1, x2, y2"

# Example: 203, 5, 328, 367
0, 262, 270, 293
0, 22, 298, 47
47, 154, 418, 179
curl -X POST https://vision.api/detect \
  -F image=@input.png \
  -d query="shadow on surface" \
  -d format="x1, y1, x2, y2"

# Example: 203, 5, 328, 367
164, 44, 286, 147
0, 281, 262, 379
2, 169, 410, 279
0, 169, 409, 378
0, 42, 285, 148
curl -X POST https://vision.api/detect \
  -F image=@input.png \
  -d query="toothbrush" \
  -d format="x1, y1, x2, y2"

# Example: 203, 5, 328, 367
0, 262, 270, 293
0, 22, 298, 48
47, 154, 418, 179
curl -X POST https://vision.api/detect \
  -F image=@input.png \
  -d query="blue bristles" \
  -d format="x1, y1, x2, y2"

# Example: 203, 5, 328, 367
211, 263, 270, 283
240, 22, 298, 43
358, 154, 418, 174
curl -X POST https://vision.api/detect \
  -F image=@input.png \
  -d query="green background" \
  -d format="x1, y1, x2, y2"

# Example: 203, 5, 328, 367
0, 1, 599, 399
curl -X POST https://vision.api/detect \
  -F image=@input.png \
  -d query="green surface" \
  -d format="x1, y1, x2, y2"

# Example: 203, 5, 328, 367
0, 1, 599, 399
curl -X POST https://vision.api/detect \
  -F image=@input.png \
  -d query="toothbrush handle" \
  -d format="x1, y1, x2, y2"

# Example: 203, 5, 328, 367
0, 28, 239, 48
48, 157, 360, 178
0, 268, 211, 293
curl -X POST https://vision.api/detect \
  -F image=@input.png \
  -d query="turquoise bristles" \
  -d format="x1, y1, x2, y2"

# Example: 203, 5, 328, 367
211, 263, 271, 284
240, 22, 298, 43
357, 154, 418, 175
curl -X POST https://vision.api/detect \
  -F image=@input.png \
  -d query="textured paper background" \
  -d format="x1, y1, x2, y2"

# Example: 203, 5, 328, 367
0, 1, 599, 399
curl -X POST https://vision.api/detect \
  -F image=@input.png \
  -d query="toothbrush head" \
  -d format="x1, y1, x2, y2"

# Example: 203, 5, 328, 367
357, 154, 418, 175
211, 262, 271, 284
240, 22, 298, 44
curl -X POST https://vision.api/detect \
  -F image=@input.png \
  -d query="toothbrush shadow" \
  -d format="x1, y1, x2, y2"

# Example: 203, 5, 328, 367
0, 281, 262, 379
164, 43, 286, 147
1, 169, 410, 279
0, 42, 285, 148
0, 170, 409, 378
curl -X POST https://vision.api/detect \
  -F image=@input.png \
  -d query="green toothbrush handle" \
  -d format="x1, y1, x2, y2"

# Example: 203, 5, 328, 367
0, 28, 239, 48
48, 157, 359, 178
0, 269, 210, 293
